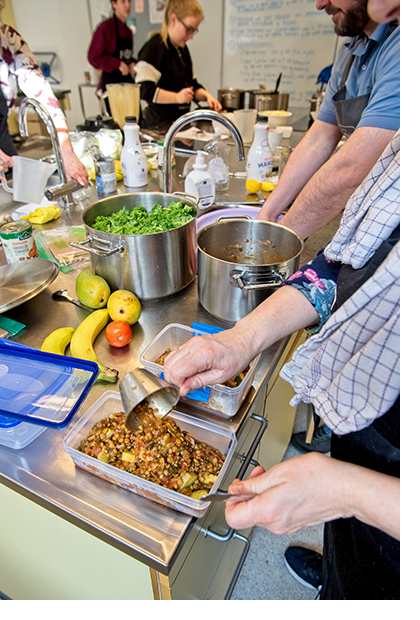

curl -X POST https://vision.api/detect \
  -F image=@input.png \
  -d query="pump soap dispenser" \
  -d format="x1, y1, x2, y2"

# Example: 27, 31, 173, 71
184, 150, 215, 210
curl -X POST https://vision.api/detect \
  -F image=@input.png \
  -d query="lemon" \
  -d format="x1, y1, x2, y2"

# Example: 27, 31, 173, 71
88, 169, 96, 182
246, 179, 262, 194
262, 181, 275, 192
148, 160, 151, 172
114, 160, 121, 172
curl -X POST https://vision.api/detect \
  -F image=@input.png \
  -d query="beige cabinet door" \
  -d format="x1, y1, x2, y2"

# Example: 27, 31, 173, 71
0, 484, 154, 600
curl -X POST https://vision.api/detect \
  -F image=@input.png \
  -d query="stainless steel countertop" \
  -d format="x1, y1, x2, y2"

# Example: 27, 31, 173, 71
0, 147, 289, 573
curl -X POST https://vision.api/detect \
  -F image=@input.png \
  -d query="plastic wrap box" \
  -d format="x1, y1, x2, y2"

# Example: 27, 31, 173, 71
63, 391, 237, 518
140, 323, 260, 417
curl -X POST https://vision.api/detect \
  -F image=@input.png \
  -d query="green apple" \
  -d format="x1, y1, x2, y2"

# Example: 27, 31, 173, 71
76, 269, 110, 309
107, 289, 141, 325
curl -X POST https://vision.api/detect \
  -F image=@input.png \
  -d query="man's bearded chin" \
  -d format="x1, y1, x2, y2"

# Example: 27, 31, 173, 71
326, 1, 370, 36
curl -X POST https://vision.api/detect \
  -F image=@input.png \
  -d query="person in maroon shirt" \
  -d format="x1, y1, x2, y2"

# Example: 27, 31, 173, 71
88, 0, 136, 113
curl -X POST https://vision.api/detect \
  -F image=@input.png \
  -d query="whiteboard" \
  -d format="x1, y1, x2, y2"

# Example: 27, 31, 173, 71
223, 0, 339, 106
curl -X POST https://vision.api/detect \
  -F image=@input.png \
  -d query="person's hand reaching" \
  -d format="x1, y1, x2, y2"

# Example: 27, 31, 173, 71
176, 86, 194, 104
0, 148, 13, 179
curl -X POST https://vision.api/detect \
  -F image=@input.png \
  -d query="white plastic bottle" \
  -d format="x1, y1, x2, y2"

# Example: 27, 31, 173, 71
120, 116, 148, 187
204, 128, 230, 190
184, 150, 215, 210
246, 115, 273, 182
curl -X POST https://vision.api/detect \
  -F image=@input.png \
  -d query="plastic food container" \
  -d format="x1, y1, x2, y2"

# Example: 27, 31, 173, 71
140, 323, 260, 417
0, 414, 46, 450
63, 391, 237, 518
0, 339, 99, 449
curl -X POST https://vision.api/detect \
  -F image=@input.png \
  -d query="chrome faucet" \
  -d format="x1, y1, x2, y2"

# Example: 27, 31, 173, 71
162, 109, 245, 193
18, 97, 81, 207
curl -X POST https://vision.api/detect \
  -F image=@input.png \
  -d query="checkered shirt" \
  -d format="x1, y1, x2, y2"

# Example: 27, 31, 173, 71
280, 131, 400, 434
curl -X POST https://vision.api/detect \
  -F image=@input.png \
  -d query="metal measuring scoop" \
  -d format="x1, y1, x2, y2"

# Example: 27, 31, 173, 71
119, 367, 179, 431
51, 289, 92, 312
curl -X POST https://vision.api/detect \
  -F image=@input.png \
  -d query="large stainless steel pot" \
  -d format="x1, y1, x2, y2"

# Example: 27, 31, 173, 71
70, 192, 198, 301
246, 90, 289, 112
217, 88, 245, 110
197, 218, 303, 323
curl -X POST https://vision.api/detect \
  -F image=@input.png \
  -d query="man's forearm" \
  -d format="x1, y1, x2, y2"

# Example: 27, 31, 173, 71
258, 120, 342, 222
279, 126, 396, 238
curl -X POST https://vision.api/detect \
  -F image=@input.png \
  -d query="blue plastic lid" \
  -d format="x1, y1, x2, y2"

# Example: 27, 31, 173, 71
0, 414, 20, 429
0, 338, 100, 430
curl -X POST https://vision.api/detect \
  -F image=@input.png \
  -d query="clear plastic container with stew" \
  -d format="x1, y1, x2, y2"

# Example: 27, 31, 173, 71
63, 391, 237, 518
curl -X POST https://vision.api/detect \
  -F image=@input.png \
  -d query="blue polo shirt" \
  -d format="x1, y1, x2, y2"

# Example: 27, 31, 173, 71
317, 22, 400, 131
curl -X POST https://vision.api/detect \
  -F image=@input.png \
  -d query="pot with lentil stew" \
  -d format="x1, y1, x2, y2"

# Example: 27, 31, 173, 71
197, 218, 304, 323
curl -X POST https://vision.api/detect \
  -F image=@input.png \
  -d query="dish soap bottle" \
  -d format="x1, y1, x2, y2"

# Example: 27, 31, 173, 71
204, 128, 229, 190
246, 115, 273, 182
184, 150, 215, 210
120, 116, 148, 187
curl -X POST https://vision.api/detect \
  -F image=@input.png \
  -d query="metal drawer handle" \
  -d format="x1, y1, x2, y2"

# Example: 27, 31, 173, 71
203, 414, 267, 599
232, 271, 286, 291
203, 413, 267, 534
69, 237, 125, 257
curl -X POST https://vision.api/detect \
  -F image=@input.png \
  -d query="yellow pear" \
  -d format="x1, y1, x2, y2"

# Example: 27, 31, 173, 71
107, 289, 141, 325
76, 269, 111, 309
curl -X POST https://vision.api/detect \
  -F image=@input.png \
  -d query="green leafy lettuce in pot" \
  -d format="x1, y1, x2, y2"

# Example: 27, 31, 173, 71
91, 201, 195, 235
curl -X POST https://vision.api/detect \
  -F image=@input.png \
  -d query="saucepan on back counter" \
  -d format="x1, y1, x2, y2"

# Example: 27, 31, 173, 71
197, 218, 304, 323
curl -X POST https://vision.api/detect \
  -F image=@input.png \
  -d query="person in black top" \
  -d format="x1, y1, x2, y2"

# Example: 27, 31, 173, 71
135, 0, 221, 131
88, 0, 136, 114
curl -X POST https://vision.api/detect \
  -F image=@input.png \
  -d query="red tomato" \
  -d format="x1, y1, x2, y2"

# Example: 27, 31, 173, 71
105, 320, 132, 348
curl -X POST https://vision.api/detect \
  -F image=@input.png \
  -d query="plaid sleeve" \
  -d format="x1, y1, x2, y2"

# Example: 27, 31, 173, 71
281, 250, 341, 331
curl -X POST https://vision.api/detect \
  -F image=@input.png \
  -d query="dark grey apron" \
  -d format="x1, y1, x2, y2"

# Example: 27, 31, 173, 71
332, 22, 398, 138
332, 54, 370, 138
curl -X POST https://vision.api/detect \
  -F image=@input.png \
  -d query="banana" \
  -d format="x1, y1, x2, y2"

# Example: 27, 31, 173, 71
41, 327, 75, 356
70, 309, 118, 383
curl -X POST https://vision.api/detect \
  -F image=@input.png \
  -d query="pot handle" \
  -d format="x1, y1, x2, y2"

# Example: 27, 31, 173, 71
69, 237, 125, 257
216, 215, 252, 223
172, 191, 200, 207
232, 270, 286, 290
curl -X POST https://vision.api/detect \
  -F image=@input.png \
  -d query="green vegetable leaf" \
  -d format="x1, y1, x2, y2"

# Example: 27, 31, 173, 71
91, 202, 195, 235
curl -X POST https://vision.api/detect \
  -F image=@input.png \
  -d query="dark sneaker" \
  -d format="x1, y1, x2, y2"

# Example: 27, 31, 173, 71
284, 546, 323, 592
291, 425, 331, 454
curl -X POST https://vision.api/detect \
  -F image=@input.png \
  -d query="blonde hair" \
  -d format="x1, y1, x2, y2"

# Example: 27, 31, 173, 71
160, 0, 203, 45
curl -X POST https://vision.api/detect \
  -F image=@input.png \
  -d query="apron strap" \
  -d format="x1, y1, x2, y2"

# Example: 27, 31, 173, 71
339, 54, 356, 89
113, 13, 121, 58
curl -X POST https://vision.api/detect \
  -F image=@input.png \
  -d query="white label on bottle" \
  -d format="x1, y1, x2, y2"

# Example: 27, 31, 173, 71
246, 154, 274, 181
196, 180, 214, 208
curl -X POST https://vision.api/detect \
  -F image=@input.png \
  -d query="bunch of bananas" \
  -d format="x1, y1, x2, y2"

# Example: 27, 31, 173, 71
41, 309, 118, 383
21, 205, 61, 224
